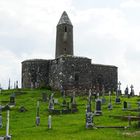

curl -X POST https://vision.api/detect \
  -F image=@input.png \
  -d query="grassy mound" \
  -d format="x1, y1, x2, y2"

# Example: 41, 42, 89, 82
0, 89, 140, 140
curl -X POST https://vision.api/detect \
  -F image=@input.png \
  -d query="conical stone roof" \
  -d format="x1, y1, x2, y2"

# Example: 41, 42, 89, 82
57, 11, 72, 26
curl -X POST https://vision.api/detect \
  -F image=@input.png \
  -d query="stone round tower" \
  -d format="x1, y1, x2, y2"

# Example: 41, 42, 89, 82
55, 11, 73, 58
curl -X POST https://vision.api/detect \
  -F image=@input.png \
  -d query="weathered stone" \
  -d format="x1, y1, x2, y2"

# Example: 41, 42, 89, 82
21, 11, 118, 94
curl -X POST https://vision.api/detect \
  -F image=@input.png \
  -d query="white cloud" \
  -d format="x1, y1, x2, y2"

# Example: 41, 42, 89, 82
0, 0, 140, 94
121, 0, 140, 8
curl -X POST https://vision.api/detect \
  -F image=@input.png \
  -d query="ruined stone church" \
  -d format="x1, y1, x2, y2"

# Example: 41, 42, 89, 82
22, 11, 118, 93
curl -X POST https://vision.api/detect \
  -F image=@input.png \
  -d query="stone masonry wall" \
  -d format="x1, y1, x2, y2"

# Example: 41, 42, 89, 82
22, 59, 51, 88
92, 64, 118, 91
49, 56, 92, 94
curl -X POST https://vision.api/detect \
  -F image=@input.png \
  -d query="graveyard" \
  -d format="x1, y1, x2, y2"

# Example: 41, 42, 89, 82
0, 88, 140, 140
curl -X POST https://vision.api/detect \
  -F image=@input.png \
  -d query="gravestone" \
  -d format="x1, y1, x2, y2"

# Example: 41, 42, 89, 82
54, 99, 58, 104
5, 110, 11, 140
48, 93, 54, 111
137, 102, 140, 109
101, 85, 106, 104
108, 91, 113, 110
94, 94, 102, 115
2, 105, 10, 111
42, 92, 47, 102
48, 115, 52, 129
115, 90, 121, 104
123, 101, 127, 110
117, 81, 122, 95
19, 106, 27, 112
36, 101, 40, 126
86, 112, 94, 128
124, 86, 129, 97
9, 93, 15, 105
0, 105, 2, 128
86, 89, 92, 112
71, 92, 78, 113
130, 85, 134, 96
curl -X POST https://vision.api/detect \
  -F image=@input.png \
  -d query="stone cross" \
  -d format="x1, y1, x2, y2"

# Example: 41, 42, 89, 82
0, 105, 2, 128
36, 101, 40, 126
88, 89, 92, 104
16, 81, 18, 89
130, 85, 134, 96
97, 92, 100, 99
8, 79, 10, 90
118, 81, 121, 91
5, 110, 11, 140
108, 91, 112, 110
48, 115, 52, 129
86, 112, 94, 128
109, 91, 111, 103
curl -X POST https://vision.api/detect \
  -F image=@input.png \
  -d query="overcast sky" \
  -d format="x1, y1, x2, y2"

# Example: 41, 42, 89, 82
0, 0, 140, 94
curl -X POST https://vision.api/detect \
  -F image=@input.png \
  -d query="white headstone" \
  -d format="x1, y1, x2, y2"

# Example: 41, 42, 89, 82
48, 115, 52, 129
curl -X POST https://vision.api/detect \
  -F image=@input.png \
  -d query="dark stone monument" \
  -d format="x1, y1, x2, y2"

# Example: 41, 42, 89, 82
0, 105, 2, 128
48, 115, 52, 129
2, 105, 10, 111
115, 82, 121, 104
108, 91, 113, 110
42, 92, 47, 102
130, 85, 134, 96
48, 93, 54, 111
94, 93, 102, 115
101, 85, 106, 104
124, 86, 129, 97
9, 94, 15, 105
36, 101, 40, 126
86, 112, 94, 128
123, 101, 127, 110
19, 106, 27, 112
71, 92, 78, 113
5, 110, 11, 140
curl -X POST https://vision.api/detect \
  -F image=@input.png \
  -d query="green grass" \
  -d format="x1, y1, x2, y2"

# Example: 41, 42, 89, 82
0, 89, 140, 140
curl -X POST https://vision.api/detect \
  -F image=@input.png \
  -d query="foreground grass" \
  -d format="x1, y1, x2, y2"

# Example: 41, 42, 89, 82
0, 89, 140, 140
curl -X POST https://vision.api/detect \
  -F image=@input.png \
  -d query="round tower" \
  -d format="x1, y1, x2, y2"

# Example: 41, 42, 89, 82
55, 11, 73, 58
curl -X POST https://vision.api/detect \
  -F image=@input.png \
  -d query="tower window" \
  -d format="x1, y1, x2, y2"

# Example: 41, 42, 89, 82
64, 26, 67, 32
75, 73, 79, 82
64, 48, 66, 51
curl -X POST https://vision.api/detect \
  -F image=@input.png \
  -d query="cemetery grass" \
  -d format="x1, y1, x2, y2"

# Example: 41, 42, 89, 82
0, 89, 140, 140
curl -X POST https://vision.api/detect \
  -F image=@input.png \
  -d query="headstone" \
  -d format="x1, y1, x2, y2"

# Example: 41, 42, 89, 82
8, 79, 10, 90
19, 106, 27, 112
0, 105, 2, 128
9, 93, 15, 105
115, 90, 121, 104
60, 85, 64, 97
16, 81, 18, 89
94, 98, 102, 115
36, 101, 40, 126
5, 110, 11, 140
51, 109, 61, 115
42, 92, 47, 102
48, 98, 54, 111
137, 102, 140, 109
71, 92, 78, 113
124, 86, 129, 96
117, 81, 122, 95
123, 101, 127, 110
2, 105, 10, 111
48, 115, 52, 129
54, 99, 58, 104
101, 85, 106, 104
86, 111, 94, 128
130, 85, 134, 96
108, 91, 113, 110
